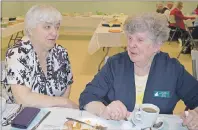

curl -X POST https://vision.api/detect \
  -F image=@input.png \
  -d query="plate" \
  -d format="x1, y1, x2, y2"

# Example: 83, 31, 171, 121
65, 117, 121, 130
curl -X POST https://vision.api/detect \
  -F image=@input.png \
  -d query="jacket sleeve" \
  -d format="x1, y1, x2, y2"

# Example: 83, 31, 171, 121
175, 61, 198, 109
79, 58, 114, 110
175, 10, 191, 20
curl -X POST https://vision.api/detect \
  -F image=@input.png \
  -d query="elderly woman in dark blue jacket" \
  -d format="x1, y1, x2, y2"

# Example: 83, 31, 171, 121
79, 13, 198, 130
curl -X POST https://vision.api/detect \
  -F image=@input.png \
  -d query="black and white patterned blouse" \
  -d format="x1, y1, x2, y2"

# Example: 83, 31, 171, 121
2, 40, 73, 103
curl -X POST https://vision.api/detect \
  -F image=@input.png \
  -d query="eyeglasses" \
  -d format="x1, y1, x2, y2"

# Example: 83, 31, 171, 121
2, 104, 23, 126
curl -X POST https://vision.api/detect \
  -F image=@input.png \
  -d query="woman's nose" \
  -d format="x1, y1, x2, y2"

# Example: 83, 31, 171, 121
128, 40, 137, 48
50, 27, 58, 36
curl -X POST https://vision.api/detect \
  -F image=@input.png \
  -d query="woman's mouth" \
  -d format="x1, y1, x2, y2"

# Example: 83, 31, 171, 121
130, 51, 137, 55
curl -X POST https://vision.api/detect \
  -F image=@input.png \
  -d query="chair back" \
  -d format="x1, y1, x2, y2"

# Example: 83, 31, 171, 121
191, 50, 198, 80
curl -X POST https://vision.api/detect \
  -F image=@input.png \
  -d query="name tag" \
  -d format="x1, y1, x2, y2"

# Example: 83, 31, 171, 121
154, 91, 170, 98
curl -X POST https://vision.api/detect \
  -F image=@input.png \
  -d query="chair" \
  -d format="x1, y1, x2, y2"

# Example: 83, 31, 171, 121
177, 26, 198, 59
184, 49, 198, 111
191, 50, 198, 80
168, 15, 183, 44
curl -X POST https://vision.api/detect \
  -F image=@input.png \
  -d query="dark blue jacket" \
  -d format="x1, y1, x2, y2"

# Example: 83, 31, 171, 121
79, 51, 198, 114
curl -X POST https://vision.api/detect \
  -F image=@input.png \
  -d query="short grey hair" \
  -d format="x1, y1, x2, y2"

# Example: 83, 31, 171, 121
24, 5, 62, 37
123, 12, 170, 45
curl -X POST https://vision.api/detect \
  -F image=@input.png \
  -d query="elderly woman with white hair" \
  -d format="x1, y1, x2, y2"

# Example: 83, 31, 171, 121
79, 13, 198, 129
2, 5, 78, 109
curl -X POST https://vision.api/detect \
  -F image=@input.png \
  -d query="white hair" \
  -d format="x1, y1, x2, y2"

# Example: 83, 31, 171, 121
24, 5, 62, 37
123, 12, 170, 45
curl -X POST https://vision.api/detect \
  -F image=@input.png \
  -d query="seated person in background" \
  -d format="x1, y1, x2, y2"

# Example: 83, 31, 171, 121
156, 2, 164, 13
79, 12, 198, 130
169, 1, 196, 53
192, 18, 198, 39
192, 4, 198, 15
2, 5, 78, 109
161, 1, 174, 22
194, 17, 198, 27
169, 1, 195, 31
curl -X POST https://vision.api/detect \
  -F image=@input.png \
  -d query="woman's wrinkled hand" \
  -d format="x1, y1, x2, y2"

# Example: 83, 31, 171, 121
181, 110, 198, 130
100, 100, 131, 120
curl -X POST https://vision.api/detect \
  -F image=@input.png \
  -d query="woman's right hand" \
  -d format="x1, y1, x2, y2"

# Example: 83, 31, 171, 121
100, 100, 131, 120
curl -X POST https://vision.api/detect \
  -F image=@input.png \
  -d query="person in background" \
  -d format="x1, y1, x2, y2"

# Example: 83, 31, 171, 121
2, 5, 78, 109
161, 1, 174, 22
169, 1, 195, 30
169, 1, 196, 54
192, 4, 198, 15
79, 13, 198, 130
156, 2, 164, 13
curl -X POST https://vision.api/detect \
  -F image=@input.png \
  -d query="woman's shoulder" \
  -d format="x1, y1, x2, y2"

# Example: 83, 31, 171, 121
106, 52, 131, 68
6, 40, 33, 58
11, 40, 32, 49
156, 51, 183, 68
108, 51, 129, 62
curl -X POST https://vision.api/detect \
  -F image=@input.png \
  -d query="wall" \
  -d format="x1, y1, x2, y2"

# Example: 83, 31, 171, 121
1, 1, 197, 17
2, 1, 23, 17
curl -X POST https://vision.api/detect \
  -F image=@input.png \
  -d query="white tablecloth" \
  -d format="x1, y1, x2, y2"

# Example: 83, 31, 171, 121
185, 14, 198, 27
62, 15, 103, 28
88, 24, 127, 55
1, 106, 188, 130
1, 15, 128, 38
62, 15, 127, 28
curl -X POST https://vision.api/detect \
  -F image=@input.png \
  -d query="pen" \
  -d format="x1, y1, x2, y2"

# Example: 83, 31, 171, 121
31, 111, 51, 130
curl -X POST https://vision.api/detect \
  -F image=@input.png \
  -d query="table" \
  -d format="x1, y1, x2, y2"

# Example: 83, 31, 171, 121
184, 14, 198, 27
1, 15, 128, 48
62, 15, 128, 33
62, 15, 127, 27
87, 15, 128, 70
88, 24, 127, 70
1, 105, 188, 130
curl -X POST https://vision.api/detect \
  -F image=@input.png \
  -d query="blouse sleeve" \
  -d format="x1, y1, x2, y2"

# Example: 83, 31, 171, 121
63, 49, 73, 86
5, 47, 32, 88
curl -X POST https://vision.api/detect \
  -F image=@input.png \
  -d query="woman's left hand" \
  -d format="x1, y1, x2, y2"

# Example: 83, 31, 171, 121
181, 110, 198, 130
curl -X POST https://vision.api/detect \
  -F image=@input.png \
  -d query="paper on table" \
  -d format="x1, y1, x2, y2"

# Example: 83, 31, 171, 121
37, 107, 82, 129
37, 110, 67, 129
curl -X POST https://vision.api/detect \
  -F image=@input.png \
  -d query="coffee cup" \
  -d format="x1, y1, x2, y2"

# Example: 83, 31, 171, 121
131, 104, 160, 129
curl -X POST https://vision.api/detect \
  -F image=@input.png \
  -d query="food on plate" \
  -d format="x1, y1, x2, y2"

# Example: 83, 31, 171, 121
64, 120, 104, 130
108, 29, 122, 33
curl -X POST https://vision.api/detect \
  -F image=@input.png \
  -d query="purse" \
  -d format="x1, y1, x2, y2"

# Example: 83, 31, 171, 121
11, 107, 40, 129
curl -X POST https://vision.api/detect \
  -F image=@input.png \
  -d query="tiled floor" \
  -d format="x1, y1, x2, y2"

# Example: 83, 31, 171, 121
1, 29, 193, 115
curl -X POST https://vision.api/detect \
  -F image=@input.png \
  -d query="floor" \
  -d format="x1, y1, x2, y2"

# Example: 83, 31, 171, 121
1, 29, 193, 115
